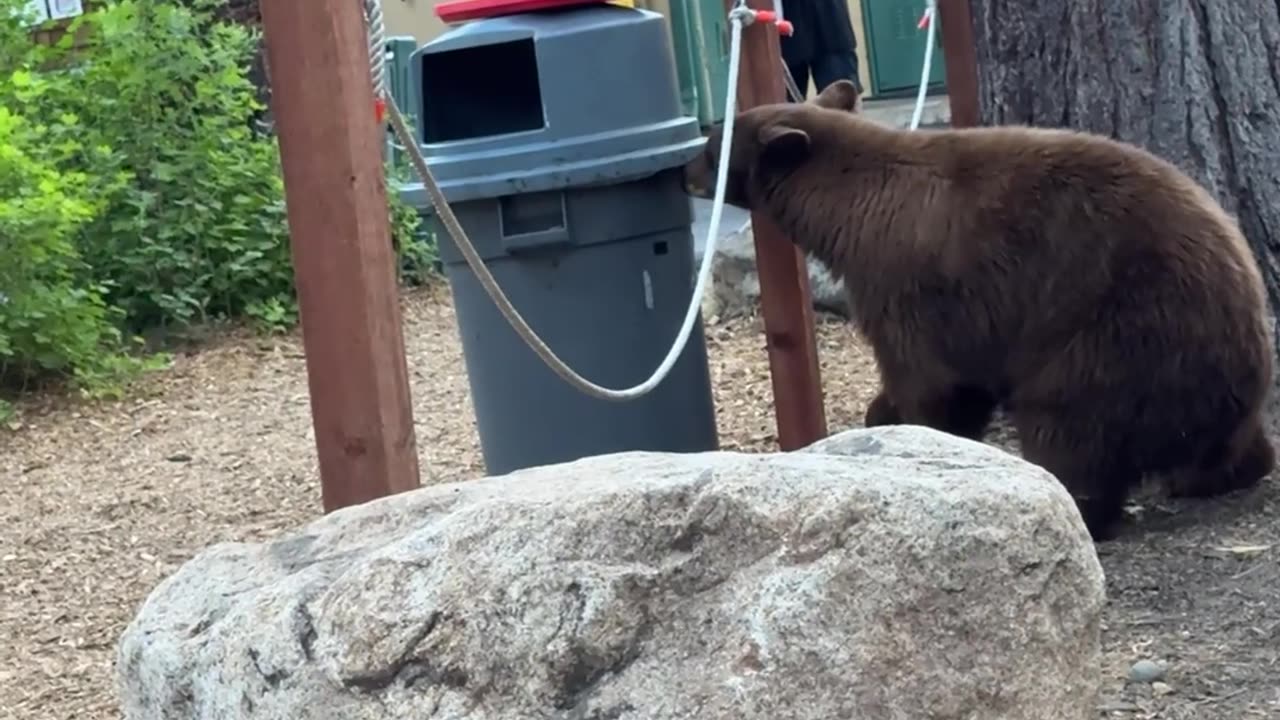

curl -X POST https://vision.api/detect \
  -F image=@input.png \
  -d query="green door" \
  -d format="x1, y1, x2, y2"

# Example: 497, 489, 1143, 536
667, 0, 730, 127
665, 0, 703, 120
861, 0, 945, 96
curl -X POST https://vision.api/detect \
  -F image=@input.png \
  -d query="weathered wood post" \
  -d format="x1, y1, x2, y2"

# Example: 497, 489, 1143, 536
259, 0, 422, 512
725, 0, 829, 450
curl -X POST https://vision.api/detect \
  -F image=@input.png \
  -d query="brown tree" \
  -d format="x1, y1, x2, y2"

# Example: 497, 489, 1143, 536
967, 0, 1280, 364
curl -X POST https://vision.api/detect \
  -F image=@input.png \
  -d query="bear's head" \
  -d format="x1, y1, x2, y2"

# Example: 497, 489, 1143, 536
682, 79, 860, 209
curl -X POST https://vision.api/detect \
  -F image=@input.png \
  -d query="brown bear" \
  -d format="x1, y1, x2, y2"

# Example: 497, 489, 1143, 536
684, 79, 1275, 541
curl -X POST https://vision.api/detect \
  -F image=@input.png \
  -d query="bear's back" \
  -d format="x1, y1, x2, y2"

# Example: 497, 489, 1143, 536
810, 116, 1271, 411
961, 128, 1265, 409
905, 124, 1264, 339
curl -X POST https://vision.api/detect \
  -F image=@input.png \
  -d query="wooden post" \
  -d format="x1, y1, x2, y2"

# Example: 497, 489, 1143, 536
260, 0, 421, 512
936, 0, 980, 127
727, 0, 828, 450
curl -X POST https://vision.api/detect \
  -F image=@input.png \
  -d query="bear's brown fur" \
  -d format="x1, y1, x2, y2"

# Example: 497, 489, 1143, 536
684, 80, 1275, 541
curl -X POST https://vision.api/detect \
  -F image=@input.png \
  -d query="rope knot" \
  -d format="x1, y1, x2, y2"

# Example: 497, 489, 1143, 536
728, 5, 755, 25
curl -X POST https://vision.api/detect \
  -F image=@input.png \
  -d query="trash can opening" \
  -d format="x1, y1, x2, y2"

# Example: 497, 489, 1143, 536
420, 39, 545, 143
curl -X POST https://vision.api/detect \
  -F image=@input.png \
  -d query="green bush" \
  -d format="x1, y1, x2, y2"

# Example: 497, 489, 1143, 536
0, 0, 432, 418
0, 102, 152, 421
387, 160, 439, 285
18, 0, 298, 330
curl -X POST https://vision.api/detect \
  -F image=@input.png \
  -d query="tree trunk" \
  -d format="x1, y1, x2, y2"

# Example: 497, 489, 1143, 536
967, 0, 1280, 365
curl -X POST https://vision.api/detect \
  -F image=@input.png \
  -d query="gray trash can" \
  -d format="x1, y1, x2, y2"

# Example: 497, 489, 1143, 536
399, 3, 720, 477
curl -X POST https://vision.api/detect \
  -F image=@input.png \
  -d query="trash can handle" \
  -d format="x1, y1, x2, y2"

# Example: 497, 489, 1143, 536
497, 190, 573, 254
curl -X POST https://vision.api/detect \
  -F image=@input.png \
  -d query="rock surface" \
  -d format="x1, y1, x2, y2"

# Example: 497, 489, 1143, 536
699, 221, 850, 321
117, 426, 1106, 720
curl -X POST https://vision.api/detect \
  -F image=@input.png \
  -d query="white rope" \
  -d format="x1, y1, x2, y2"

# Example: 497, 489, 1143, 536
373, 1, 754, 401
781, 58, 805, 102
364, 0, 387, 95
362, 0, 402, 162
909, 0, 938, 130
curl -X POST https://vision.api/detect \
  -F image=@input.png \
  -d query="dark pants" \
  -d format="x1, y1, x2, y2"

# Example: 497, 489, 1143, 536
784, 50, 862, 98
778, 0, 863, 100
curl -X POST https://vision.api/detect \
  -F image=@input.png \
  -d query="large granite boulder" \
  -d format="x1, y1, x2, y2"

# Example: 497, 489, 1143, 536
116, 425, 1105, 720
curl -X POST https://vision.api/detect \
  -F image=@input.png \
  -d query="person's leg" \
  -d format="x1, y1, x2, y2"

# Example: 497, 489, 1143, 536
779, 5, 816, 104
811, 49, 862, 96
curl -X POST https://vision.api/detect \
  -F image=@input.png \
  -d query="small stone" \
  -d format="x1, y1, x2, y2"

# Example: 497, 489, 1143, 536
1151, 681, 1174, 696
165, 453, 192, 463
1129, 659, 1167, 683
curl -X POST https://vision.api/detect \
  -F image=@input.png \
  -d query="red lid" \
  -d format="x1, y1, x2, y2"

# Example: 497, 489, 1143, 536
436, 0, 613, 23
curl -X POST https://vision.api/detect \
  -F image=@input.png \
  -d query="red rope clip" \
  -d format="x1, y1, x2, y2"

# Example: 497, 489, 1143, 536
374, 96, 388, 123
744, 8, 795, 36
916, 10, 930, 29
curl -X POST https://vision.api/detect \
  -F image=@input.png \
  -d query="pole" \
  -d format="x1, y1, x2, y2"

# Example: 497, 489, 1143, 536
259, 0, 422, 512
936, 0, 979, 127
726, 0, 828, 450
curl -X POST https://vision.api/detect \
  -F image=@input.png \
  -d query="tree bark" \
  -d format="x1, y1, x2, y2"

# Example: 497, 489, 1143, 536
967, 0, 1280, 364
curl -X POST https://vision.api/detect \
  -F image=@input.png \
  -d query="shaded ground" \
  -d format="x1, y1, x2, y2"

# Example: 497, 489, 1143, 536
1, 282, 1277, 719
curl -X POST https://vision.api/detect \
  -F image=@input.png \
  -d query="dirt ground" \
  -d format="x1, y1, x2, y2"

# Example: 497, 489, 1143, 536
1, 281, 1277, 719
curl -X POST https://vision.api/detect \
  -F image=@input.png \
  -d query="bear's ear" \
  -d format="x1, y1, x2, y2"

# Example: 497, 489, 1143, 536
757, 124, 810, 166
811, 79, 861, 113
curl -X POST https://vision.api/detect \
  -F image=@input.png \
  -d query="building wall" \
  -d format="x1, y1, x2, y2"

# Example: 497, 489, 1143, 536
382, 0, 448, 43
846, 0, 873, 98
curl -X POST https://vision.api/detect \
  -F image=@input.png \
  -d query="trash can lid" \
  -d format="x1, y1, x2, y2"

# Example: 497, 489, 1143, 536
435, 0, 612, 23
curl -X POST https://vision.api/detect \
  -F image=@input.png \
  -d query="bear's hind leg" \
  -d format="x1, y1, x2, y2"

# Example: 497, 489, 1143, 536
865, 384, 998, 441
1013, 408, 1138, 542
1168, 412, 1275, 498
943, 385, 1001, 439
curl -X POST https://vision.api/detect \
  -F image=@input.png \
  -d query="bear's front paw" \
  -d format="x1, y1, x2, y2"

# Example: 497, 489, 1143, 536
1074, 495, 1126, 543
864, 391, 902, 428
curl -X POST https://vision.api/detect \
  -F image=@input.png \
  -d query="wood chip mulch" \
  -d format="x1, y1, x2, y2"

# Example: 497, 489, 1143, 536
2, 281, 1277, 719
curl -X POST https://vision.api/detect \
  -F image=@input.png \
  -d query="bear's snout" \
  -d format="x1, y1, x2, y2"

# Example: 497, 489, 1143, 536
682, 158, 715, 200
